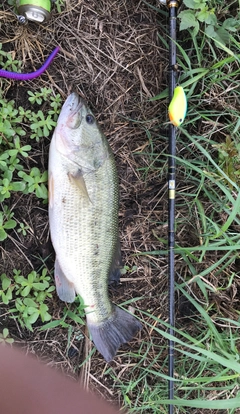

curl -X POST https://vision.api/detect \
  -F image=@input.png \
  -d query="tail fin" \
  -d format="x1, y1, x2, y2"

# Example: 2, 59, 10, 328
87, 306, 142, 362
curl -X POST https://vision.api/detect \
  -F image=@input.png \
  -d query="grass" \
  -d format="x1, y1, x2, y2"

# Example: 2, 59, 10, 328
109, 3, 240, 412
103, 294, 240, 412
0, 0, 240, 413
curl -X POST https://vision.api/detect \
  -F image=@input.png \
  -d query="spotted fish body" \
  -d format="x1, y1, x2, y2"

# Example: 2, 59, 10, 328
168, 86, 187, 127
48, 93, 141, 362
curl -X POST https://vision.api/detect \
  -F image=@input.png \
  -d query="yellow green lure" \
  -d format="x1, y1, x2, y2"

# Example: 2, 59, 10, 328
168, 86, 187, 127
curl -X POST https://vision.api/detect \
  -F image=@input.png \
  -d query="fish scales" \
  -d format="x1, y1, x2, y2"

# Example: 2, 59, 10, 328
49, 93, 142, 361
52, 156, 118, 322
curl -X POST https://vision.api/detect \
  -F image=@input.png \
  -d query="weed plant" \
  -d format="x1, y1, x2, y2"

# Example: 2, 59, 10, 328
0, 47, 62, 328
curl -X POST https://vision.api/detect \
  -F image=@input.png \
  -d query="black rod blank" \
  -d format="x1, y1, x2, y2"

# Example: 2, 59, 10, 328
166, 1, 181, 413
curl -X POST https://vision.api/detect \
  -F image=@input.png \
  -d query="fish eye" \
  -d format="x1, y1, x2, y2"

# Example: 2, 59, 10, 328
86, 114, 95, 124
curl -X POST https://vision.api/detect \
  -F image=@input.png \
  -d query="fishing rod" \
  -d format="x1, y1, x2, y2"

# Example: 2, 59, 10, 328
166, 1, 184, 413
159, 0, 185, 413
167, 1, 179, 413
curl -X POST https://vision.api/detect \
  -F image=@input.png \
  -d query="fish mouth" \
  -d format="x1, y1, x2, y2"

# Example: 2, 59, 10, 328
58, 92, 85, 130
64, 92, 84, 116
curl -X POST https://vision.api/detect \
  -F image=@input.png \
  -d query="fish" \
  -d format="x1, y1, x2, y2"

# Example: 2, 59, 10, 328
168, 86, 187, 127
48, 92, 142, 362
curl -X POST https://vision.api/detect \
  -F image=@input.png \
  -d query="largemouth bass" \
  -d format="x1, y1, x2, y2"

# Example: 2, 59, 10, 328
48, 93, 142, 362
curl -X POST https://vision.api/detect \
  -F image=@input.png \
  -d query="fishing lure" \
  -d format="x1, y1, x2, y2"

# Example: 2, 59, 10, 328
168, 86, 187, 127
0, 46, 59, 80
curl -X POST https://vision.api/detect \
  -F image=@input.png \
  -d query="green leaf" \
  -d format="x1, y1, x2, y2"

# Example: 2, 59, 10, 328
205, 24, 216, 38
27, 306, 39, 315
15, 298, 24, 311
41, 311, 51, 322
0, 228, 7, 241
43, 124, 49, 137
5, 337, 14, 344
2, 178, 10, 187
28, 184, 36, 193
8, 149, 18, 157
2, 291, 11, 305
215, 27, 230, 45
183, 0, 197, 9
196, 7, 209, 23
2, 328, 9, 338
21, 285, 31, 297
32, 281, 49, 290
28, 272, 36, 284
39, 303, 48, 313
36, 184, 48, 199
223, 17, 240, 32
11, 181, 26, 192
39, 303, 51, 322
0, 153, 9, 161
41, 170, 48, 182
23, 298, 38, 307
21, 145, 31, 156
5, 287, 12, 302
25, 312, 39, 325
18, 171, 34, 185
23, 319, 33, 331
4, 219, 17, 230
31, 167, 41, 177
205, 12, 217, 25
14, 275, 25, 284
179, 10, 198, 31
2, 275, 11, 291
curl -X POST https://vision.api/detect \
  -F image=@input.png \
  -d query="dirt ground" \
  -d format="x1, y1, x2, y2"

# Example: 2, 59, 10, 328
0, 0, 239, 412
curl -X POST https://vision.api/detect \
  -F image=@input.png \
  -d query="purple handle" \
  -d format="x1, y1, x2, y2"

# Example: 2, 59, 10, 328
0, 46, 60, 80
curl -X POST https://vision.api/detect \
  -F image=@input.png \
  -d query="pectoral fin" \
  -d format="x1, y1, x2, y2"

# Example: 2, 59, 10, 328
68, 171, 91, 202
54, 258, 76, 303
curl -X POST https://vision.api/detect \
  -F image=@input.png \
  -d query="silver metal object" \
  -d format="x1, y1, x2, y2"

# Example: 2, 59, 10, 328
15, 14, 27, 24
17, 0, 51, 23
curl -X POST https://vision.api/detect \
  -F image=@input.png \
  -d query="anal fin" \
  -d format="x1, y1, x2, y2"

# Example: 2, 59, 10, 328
54, 258, 76, 303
